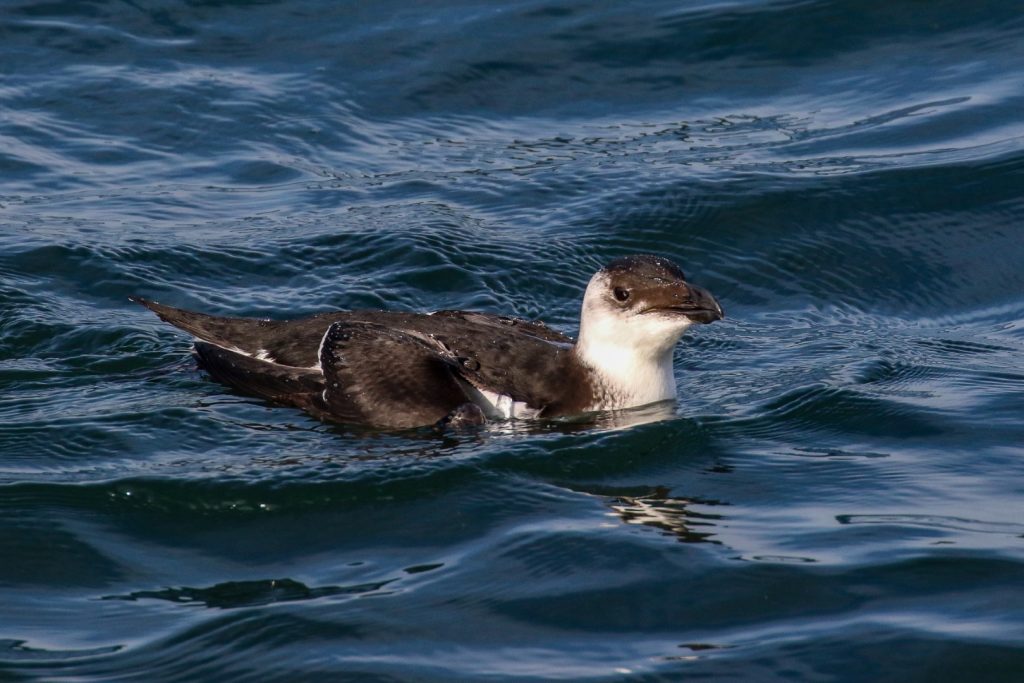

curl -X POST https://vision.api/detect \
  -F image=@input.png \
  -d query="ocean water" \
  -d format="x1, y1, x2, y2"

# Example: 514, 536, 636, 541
2, 0, 1023, 680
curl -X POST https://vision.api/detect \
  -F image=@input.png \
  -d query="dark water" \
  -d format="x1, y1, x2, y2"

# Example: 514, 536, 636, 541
2, 0, 1024, 680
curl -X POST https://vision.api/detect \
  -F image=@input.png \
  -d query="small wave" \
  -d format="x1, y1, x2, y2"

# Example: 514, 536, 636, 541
103, 576, 395, 610
837, 514, 1024, 537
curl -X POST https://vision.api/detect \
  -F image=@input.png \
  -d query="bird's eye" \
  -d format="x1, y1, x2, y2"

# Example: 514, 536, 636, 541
613, 287, 630, 302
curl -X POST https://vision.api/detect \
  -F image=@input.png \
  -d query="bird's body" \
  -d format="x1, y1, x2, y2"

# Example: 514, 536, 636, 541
133, 255, 722, 429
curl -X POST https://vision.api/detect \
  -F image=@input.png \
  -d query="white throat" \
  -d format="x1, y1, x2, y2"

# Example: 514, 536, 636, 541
574, 276, 691, 411
575, 334, 678, 411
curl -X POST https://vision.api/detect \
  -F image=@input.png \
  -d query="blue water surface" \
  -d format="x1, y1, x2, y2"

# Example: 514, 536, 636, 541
1, 1, 1023, 680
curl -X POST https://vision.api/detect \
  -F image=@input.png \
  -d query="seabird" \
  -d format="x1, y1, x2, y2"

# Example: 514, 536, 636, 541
132, 254, 723, 429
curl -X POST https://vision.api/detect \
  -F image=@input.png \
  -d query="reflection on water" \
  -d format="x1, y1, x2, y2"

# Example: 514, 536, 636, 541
608, 486, 725, 544
590, 401, 683, 432
481, 399, 682, 437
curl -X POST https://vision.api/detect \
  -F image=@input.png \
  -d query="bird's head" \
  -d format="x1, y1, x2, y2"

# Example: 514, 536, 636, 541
578, 254, 723, 360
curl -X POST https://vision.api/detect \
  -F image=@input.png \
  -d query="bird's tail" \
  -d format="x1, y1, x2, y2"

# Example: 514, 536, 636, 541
130, 296, 268, 352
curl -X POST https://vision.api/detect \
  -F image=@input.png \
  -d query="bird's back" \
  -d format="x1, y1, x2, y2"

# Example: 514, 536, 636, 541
133, 298, 588, 416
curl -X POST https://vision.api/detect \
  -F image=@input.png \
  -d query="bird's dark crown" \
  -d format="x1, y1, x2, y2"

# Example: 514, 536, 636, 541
602, 254, 687, 283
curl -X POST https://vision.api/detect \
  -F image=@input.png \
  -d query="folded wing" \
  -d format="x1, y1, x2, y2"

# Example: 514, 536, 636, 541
318, 321, 475, 429
192, 342, 326, 416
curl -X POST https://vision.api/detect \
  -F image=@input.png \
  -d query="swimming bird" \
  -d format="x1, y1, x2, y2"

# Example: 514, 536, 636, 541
132, 254, 722, 429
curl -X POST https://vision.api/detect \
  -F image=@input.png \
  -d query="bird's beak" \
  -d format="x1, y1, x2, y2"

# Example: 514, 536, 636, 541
642, 281, 724, 324
678, 282, 724, 323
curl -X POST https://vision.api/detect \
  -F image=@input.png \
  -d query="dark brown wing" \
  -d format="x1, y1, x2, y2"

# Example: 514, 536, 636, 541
192, 342, 326, 415
318, 321, 473, 429
428, 310, 574, 344
135, 298, 586, 413
133, 298, 575, 366
417, 314, 581, 410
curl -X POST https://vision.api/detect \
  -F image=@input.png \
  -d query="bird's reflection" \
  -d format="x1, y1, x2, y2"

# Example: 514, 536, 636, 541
474, 399, 682, 438
609, 485, 725, 544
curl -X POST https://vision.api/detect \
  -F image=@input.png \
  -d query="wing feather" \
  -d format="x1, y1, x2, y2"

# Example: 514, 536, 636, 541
318, 321, 473, 429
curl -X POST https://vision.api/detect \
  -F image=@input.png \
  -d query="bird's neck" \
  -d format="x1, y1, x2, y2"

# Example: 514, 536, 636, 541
573, 331, 678, 411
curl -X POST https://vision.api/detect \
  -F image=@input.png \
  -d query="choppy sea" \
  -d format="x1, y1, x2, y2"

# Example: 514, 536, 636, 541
2, 1, 1023, 680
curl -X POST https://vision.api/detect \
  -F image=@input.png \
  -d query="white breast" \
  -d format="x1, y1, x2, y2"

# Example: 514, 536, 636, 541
578, 338, 678, 410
